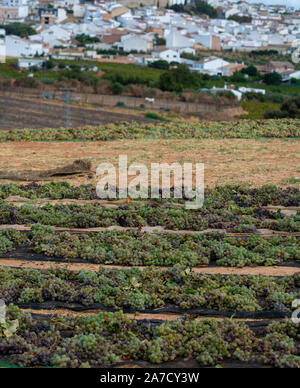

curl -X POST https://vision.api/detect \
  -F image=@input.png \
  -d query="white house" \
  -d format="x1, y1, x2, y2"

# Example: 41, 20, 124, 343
289, 70, 300, 80
1, 0, 28, 17
178, 47, 195, 55
194, 33, 221, 51
29, 25, 72, 48
2, 0, 27, 5
208, 85, 243, 101
165, 28, 194, 49
73, 4, 85, 17
0, 4, 28, 20
53, 0, 79, 7
120, 35, 153, 53
5, 35, 48, 57
202, 57, 230, 73
0, 38, 5, 63
18, 58, 45, 69
152, 49, 181, 63
238, 87, 266, 95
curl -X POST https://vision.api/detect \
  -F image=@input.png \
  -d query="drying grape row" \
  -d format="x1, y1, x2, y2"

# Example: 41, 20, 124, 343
0, 200, 299, 232
1, 225, 299, 267
1, 305, 299, 368
26, 225, 299, 267
0, 266, 299, 312
1, 182, 299, 205
0, 119, 299, 142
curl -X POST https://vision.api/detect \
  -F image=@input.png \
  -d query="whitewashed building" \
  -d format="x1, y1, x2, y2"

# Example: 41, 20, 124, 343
165, 28, 194, 49
0, 37, 5, 63
5, 35, 48, 57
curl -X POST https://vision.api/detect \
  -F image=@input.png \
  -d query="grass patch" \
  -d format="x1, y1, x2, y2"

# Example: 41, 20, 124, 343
239, 101, 281, 119
284, 177, 300, 184
144, 112, 168, 121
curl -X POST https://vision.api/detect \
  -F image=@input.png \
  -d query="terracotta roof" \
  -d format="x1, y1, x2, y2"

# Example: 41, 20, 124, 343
101, 34, 122, 44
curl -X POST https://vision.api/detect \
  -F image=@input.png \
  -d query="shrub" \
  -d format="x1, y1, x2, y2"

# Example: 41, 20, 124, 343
159, 65, 203, 92
144, 112, 166, 121
243, 92, 266, 102
194, 0, 217, 18
149, 60, 169, 70
216, 90, 237, 100
241, 65, 258, 77
111, 82, 123, 95
264, 96, 300, 119
115, 101, 126, 107
263, 72, 282, 86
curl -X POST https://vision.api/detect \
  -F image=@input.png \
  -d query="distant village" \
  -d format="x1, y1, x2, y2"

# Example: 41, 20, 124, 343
0, 0, 300, 83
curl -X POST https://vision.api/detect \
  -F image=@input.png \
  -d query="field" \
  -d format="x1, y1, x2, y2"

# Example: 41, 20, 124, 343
0, 96, 154, 130
0, 119, 299, 369
0, 138, 299, 188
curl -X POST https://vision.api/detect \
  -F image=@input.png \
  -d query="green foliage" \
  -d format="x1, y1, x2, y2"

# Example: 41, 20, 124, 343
242, 92, 266, 102
251, 49, 279, 56
228, 15, 252, 23
43, 60, 55, 70
153, 34, 166, 46
239, 101, 280, 119
0, 119, 298, 142
169, 4, 185, 12
230, 71, 246, 82
193, 0, 217, 18
264, 96, 300, 119
263, 72, 282, 86
149, 60, 169, 70
111, 82, 123, 95
144, 112, 166, 121
0, 23, 36, 38
216, 90, 237, 100
241, 65, 259, 77
58, 69, 99, 86
75, 34, 100, 46
159, 65, 203, 92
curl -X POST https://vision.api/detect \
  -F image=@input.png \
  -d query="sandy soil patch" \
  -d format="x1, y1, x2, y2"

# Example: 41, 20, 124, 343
1, 258, 299, 276
0, 139, 299, 188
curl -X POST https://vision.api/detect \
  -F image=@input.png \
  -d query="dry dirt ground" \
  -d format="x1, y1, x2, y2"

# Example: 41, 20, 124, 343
0, 259, 298, 276
0, 138, 299, 187
0, 95, 155, 130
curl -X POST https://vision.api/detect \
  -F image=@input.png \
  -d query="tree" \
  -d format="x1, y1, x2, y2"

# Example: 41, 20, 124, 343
230, 71, 245, 82
262, 72, 282, 86
264, 96, 300, 119
111, 82, 123, 95
241, 65, 258, 77
76, 34, 100, 46
149, 60, 169, 70
0, 22, 36, 38
228, 15, 252, 23
194, 0, 217, 18
154, 34, 166, 46
159, 65, 203, 92
169, 4, 185, 13
44, 60, 55, 70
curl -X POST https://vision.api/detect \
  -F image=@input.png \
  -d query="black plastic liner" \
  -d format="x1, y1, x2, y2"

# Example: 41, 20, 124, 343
0, 355, 271, 369
17, 301, 291, 319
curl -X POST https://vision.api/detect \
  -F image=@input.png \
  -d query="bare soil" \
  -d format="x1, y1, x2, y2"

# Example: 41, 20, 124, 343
0, 96, 154, 130
0, 138, 299, 188
1, 258, 299, 276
